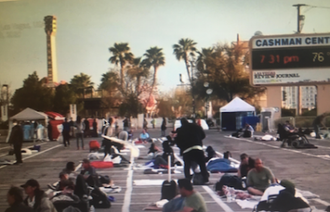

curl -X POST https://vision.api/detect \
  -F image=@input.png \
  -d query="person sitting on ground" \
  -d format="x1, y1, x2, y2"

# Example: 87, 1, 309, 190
80, 158, 114, 188
237, 153, 255, 178
271, 179, 310, 212
139, 129, 151, 143
162, 178, 207, 212
223, 151, 232, 160
5, 186, 33, 212
80, 159, 97, 186
247, 158, 275, 196
21, 179, 57, 212
62, 161, 77, 181
153, 140, 175, 168
243, 123, 254, 138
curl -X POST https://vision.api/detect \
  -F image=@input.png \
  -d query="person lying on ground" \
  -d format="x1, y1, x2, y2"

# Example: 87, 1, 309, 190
162, 178, 207, 212
5, 186, 33, 212
247, 158, 275, 196
21, 179, 57, 212
139, 129, 151, 143
237, 153, 255, 178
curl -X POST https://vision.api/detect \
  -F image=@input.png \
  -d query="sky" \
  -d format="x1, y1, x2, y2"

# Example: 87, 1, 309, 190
1, 0, 330, 94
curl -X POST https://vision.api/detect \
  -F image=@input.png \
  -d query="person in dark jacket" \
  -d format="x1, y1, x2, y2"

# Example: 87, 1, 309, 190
83, 118, 90, 138
62, 118, 70, 147
47, 121, 53, 141
8, 119, 24, 165
5, 186, 33, 212
21, 179, 57, 212
161, 117, 167, 137
174, 118, 209, 183
92, 118, 98, 137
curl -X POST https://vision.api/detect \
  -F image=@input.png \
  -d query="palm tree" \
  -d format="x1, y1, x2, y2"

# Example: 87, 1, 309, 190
99, 71, 119, 92
173, 38, 197, 83
109, 43, 134, 92
196, 47, 215, 71
143, 47, 165, 92
70, 73, 94, 98
127, 57, 150, 94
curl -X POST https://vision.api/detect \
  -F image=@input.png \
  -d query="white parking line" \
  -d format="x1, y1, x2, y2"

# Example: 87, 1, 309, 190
0, 144, 62, 170
225, 136, 330, 161
0, 142, 49, 157
203, 186, 234, 212
122, 149, 135, 212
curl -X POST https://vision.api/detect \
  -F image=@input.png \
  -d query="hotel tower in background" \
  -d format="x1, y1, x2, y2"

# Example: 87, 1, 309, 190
44, 15, 58, 87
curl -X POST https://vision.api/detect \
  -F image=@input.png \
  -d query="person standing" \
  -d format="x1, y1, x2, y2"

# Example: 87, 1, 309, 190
75, 116, 85, 150
123, 117, 129, 131
313, 114, 326, 139
174, 118, 209, 184
5, 186, 33, 212
161, 117, 167, 137
151, 118, 156, 129
92, 118, 98, 137
84, 118, 90, 138
69, 117, 75, 139
102, 117, 115, 158
8, 119, 24, 165
62, 118, 70, 147
143, 118, 148, 129
47, 121, 52, 141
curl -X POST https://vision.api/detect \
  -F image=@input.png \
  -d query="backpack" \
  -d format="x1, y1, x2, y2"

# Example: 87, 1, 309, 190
192, 172, 205, 185
63, 206, 81, 212
90, 188, 111, 208
215, 175, 243, 193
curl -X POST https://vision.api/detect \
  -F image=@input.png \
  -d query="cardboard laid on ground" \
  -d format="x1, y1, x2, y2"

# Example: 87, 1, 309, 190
134, 179, 177, 186
102, 135, 140, 158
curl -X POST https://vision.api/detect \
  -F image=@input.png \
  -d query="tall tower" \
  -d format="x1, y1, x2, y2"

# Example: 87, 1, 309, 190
44, 16, 58, 87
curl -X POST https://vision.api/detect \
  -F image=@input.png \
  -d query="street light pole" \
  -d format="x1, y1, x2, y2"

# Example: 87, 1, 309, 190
293, 4, 307, 116
1, 84, 9, 122
189, 60, 196, 117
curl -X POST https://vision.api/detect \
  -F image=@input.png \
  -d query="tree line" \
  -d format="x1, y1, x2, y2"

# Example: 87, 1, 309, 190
8, 38, 264, 118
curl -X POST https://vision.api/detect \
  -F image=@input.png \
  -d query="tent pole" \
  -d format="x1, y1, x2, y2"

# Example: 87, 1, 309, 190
220, 112, 222, 131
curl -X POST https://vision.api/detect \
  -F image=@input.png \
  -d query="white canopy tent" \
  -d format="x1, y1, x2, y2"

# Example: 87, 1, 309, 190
220, 97, 256, 130
6, 108, 48, 142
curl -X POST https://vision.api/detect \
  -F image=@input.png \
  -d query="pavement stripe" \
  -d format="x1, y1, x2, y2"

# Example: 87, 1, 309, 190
313, 198, 330, 206
225, 136, 330, 161
203, 185, 234, 212
0, 144, 62, 170
0, 142, 49, 157
122, 149, 135, 212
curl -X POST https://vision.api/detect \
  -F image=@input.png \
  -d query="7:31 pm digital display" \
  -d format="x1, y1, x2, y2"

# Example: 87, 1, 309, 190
251, 46, 330, 70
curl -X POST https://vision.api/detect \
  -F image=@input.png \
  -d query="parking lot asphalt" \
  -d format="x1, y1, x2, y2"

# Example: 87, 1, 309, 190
0, 129, 329, 211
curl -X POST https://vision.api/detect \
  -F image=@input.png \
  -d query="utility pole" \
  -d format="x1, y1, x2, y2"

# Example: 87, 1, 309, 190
293, 4, 307, 116
293, 4, 307, 33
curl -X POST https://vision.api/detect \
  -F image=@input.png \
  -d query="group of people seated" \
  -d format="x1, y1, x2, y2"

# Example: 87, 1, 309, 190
6, 159, 114, 212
